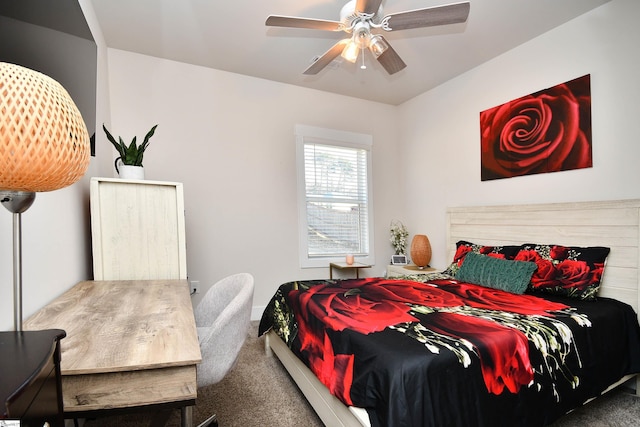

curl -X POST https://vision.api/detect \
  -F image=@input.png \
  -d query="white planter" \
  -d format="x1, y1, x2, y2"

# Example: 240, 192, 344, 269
118, 165, 145, 180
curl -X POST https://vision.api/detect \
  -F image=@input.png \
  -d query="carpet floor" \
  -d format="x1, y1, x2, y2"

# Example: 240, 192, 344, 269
83, 322, 640, 427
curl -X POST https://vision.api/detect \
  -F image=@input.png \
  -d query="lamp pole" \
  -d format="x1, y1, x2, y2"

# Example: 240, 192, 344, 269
1, 191, 36, 331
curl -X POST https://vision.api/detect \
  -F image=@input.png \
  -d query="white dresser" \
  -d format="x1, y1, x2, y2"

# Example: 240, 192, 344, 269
90, 177, 187, 280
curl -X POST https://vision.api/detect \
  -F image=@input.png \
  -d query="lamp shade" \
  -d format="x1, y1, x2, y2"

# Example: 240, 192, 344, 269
0, 62, 90, 192
410, 234, 432, 268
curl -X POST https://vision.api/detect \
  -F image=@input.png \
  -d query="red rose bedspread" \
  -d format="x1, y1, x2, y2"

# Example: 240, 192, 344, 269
258, 276, 640, 426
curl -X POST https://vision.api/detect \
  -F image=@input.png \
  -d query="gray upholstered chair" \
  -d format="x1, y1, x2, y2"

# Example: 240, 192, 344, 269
195, 273, 255, 427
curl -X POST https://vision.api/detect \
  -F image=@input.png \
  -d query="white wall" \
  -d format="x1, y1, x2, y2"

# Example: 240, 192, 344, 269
104, 50, 402, 317
398, 0, 640, 271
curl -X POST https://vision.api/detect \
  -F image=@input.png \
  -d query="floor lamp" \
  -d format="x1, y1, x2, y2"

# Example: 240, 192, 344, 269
0, 62, 90, 332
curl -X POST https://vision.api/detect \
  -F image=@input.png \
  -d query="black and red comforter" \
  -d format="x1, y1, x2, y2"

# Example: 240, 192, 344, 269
259, 275, 640, 426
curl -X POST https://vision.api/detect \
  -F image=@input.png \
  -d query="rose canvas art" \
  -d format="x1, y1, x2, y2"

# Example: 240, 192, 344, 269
480, 75, 592, 181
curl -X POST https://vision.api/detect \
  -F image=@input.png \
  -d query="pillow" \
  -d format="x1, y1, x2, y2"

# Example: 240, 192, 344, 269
455, 252, 537, 294
443, 240, 521, 276
514, 244, 610, 300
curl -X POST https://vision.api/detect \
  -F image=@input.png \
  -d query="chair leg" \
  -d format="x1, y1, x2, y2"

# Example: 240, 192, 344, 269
196, 413, 218, 427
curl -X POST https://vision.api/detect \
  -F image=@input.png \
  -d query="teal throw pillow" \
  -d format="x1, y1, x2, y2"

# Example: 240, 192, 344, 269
455, 251, 537, 294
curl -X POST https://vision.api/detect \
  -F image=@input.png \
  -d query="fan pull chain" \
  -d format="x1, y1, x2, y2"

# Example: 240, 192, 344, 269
360, 48, 367, 70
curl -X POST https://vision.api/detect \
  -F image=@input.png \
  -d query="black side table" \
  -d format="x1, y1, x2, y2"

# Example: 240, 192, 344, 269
0, 329, 66, 427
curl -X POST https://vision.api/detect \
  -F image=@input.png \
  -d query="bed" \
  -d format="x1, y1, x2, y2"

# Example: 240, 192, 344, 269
259, 199, 640, 426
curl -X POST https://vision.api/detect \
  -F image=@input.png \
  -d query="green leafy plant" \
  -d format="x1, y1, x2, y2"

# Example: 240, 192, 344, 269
103, 124, 158, 167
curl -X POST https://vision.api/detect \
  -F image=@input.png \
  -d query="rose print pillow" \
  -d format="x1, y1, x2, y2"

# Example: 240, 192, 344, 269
443, 240, 521, 277
514, 244, 610, 300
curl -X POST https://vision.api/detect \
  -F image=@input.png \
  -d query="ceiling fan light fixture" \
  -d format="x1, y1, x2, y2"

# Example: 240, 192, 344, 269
354, 24, 371, 48
368, 34, 388, 58
341, 40, 360, 63
266, 0, 470, 76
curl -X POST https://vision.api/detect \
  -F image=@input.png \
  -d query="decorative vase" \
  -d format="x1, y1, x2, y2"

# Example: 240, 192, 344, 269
410, 234, 432, 268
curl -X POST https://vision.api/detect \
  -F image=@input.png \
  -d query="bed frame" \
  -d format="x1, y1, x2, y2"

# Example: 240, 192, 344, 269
265, 199, 640, 427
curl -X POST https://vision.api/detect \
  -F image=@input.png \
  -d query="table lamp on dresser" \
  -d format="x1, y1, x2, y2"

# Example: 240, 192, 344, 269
0, 62, 90, 331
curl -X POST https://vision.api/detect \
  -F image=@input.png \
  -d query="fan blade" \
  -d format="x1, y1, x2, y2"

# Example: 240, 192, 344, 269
383, 1, 470, 31
266, 15, 343, 31
303, 40, 349, 75
374, 36, 406, 75
355, 0, 383, 16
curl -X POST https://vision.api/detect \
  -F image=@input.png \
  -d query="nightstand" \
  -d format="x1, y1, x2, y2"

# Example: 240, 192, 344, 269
330, 262, 372, 279
387, 264, 436, 278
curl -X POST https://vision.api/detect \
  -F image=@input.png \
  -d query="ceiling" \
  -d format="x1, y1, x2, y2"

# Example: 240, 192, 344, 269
88, 0, 610, 105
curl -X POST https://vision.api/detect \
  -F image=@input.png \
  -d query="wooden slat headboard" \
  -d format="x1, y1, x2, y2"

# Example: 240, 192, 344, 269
447, 199, 640, 315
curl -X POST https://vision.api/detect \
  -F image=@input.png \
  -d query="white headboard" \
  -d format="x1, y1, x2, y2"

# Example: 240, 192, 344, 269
446, 199, 640, 315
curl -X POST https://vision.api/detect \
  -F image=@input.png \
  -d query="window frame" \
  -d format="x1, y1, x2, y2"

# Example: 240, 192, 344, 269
295, 124, 375, 268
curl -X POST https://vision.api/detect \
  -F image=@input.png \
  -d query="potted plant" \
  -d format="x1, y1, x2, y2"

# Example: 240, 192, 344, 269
389, 220, 409, 255
103, 124, 158, 179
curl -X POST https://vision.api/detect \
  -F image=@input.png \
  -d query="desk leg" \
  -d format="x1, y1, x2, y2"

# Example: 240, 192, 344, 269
330, 266, 333, 279
356, 270, 359, 279
182, 405, 193, 427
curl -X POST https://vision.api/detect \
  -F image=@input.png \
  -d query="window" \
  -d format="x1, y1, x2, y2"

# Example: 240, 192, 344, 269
295, 124, 374, 268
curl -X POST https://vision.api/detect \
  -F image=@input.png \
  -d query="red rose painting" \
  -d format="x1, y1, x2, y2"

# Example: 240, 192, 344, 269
480, 75, 592, 181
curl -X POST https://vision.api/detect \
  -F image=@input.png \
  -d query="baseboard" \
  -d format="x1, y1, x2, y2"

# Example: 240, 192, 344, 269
252, 305, 266, 321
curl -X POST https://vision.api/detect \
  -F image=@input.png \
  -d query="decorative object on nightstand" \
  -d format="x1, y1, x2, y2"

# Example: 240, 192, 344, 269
410, 234, 432, 269
390, 219, 409, 265
103, 123, 158, 180
390, 220, 409, 254
391, 254, 408, 265
0, 62, 90, 332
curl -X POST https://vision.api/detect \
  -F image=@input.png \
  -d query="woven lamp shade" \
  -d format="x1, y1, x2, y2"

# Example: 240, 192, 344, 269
410, 234, 432, 268
0, 62, 90, 192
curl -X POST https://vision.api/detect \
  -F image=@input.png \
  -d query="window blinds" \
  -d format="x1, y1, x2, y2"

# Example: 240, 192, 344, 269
303, 142, 370, 257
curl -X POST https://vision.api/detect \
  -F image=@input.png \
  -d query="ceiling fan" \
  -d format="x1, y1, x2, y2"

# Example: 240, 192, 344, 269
265, 0, 471, 75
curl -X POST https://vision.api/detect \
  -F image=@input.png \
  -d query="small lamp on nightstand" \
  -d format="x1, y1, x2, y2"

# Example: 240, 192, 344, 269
410, 234, 432, 269
1, 62, 90, 331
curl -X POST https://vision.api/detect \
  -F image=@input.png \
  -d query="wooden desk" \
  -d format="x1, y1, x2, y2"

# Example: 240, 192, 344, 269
24, 280, 201, 426
329, 262, 372, 279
